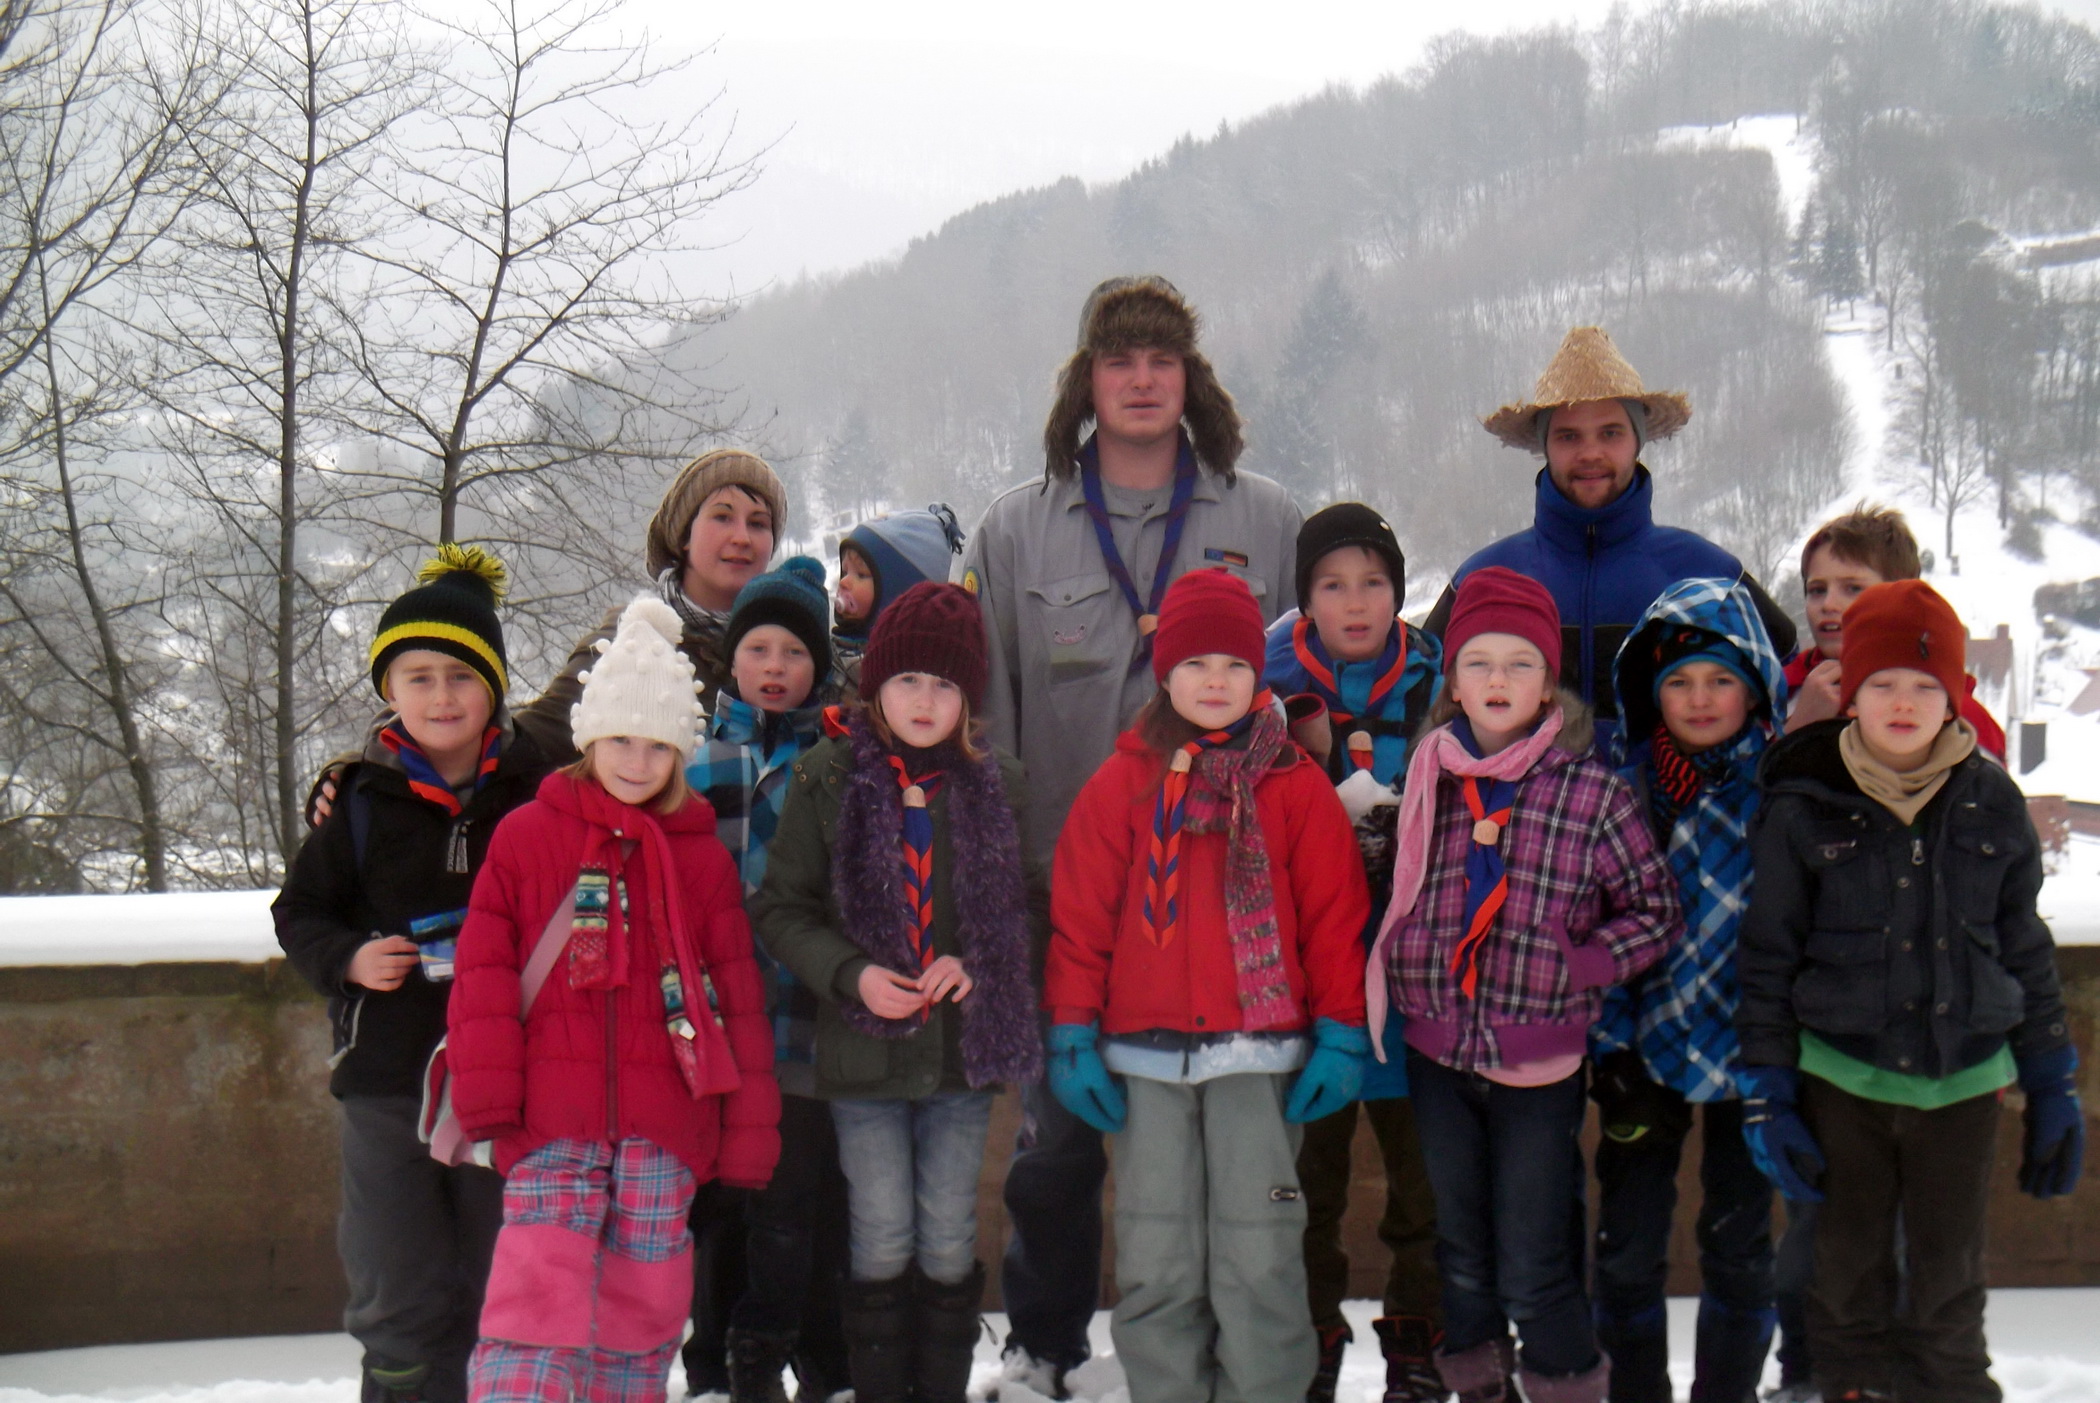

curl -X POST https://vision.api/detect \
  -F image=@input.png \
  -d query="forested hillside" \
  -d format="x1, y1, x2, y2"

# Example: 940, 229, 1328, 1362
683, 0, 2100, 600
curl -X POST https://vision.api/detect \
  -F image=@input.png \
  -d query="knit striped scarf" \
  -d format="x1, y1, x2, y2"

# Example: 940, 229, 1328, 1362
378, 720, 500, 815
1144, 693, 1295, 1030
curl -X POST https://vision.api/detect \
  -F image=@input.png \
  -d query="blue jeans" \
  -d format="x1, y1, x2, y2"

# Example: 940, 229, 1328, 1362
1000, 1071, 1109, 1366
830, 1090, 993, 1286
1407, 1052, 1601, 1379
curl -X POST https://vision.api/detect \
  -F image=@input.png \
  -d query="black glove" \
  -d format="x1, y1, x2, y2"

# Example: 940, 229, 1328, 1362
1589, 1050, 1688, 1146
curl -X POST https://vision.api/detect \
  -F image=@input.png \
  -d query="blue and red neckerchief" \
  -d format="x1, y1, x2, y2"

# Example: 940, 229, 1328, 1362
1446, 718, 1518, 1000
1077, 434, 1198, 671
379, 721, 501, 816
1290, 617, 1408, 770
1142, 689, 1271, 947
890, 752, 946, 1020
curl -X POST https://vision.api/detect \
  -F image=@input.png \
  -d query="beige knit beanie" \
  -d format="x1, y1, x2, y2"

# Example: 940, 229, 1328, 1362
570, 594, 709, 761
645, 449, 787, 579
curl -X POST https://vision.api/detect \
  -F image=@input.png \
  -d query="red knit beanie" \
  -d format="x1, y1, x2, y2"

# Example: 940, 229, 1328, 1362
1152, 568, 1266, 682
1443, 566, 1563, 677
1839, 579, 1966, 714
862, 582, 989, 710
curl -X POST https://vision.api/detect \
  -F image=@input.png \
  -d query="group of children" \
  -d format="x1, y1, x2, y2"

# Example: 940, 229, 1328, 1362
275, 493, 2080, 1403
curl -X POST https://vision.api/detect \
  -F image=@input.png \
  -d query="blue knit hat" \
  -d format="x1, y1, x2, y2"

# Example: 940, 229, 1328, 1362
727, 556, 831, 679
839, 505, 965, 639
1650, 625, 1761, 707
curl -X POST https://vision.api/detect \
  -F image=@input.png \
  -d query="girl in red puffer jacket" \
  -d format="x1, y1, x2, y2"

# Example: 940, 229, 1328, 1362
449, 594, 780, 1403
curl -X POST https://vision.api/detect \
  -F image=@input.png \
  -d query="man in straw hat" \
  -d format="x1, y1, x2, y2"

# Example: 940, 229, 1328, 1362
1425, 326, 1796, 759
956, 275, 1300, 1397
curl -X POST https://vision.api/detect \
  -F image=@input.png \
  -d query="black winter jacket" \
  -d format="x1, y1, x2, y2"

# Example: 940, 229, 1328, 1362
1735, 719, 2070, 1081
273, 723, 550, 1098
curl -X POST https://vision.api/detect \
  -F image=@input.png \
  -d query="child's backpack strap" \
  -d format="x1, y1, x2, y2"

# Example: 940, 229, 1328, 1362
342, 763, 374, 869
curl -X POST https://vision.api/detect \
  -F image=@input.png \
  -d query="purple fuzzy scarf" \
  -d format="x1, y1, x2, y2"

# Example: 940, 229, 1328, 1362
829, 713, 1044, 1088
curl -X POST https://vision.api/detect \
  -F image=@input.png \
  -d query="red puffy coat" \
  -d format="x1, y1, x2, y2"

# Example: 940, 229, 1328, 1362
449, 771, 780, 1185
1045, 729, 1370, 1035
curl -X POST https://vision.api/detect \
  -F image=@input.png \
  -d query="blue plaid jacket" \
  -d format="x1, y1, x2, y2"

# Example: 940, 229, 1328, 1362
1592, 577, 1789, 1102
688, 694, 827, 1096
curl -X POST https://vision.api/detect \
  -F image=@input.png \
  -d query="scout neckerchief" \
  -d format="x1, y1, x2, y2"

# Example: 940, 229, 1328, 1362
1077, 434, 1198, 669
888, 752, 947, 1023
379, 720, 501, 815
1448, 718, 1519, 1000
1290, 616, 1408, 771
1142, 689, 1272, 949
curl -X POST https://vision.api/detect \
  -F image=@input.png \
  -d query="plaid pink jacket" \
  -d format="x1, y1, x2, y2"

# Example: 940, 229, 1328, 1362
1386, 740, 1680, 1073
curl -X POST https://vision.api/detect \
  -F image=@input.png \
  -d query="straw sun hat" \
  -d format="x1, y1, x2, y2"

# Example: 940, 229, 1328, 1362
1480, 326, 1692, 451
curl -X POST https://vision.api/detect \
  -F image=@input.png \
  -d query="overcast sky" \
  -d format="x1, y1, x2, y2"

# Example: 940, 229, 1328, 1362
440, 0, 2100, 295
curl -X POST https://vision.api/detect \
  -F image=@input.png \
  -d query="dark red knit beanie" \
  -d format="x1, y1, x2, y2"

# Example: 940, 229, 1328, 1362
1839, 579, 1966, 714
1152, 568, 1266, 682
1443, 566, 1563, 677
862, 581, 989, 710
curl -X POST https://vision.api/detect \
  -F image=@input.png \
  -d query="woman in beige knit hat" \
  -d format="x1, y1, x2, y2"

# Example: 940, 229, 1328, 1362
513, 449, 788, 761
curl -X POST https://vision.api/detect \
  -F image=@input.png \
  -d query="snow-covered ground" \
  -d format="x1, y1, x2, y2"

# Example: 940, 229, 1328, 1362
0, 890, 281, 966
3, 1296, 2098, 1403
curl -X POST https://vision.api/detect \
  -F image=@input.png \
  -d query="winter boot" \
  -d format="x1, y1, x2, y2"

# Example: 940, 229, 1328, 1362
841, 1274, 914, 1403
996, 1343, 1073, 1401
1435, 1336, 1515, 1403
1594, 1305, 1669, 1403
913, 1262, 986, 1403
789, 1350, 853, 1403
1306, 1322, 1352, 1403
1372, 1316, 1449, 1403
1517, 1356, 1612, 1403
1691, 1294, 1777, 1403
726, 1327, 797, 1403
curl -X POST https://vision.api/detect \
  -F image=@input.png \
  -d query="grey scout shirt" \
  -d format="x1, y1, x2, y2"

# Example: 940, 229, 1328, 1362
958, 466, 1299, 867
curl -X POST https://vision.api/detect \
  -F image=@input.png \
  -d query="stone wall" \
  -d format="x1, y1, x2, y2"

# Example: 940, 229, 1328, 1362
2, 951, 2095, 1353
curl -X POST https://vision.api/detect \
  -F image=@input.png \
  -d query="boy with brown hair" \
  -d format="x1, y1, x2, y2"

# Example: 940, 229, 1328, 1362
1784, 504, 2004, 760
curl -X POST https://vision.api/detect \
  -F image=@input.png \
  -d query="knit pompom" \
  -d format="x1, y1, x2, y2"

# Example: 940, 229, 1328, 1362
416, 542, 508, 603
617, 594, 685, 648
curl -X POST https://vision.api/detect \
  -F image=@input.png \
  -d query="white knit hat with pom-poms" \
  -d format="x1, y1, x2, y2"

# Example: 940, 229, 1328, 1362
569, 594, 708, 761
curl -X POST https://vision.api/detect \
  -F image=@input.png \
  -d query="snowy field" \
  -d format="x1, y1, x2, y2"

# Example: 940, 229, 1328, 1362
3, 1296, 2099, 1403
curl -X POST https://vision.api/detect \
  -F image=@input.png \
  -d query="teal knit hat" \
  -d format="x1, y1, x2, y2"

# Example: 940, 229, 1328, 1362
726, 556, 832, 678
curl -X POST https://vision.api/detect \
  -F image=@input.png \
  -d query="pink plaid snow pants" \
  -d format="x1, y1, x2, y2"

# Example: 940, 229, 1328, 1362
468, 1138, 697, 1403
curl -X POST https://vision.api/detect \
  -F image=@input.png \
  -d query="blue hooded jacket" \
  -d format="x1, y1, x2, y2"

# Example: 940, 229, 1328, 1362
1427, 468, 1794, 760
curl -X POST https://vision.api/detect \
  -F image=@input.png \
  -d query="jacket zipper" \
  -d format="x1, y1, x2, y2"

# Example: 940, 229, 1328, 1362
605, 989, 619, 1143
1582, 523, 1599, 705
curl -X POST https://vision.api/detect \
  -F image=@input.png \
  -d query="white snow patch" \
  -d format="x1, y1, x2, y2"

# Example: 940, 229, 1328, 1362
5, 1297, 2100, 1402
1657, 115, 1817, 230
0, 890, 280, 967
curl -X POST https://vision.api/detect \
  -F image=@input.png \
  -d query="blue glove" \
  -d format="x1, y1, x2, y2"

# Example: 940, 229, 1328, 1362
1046, 1023, 1126, 1134
1285, 1019, 1370, 1124
1739, 1066, 1825, 1203
2017, 1046, 2084, 1200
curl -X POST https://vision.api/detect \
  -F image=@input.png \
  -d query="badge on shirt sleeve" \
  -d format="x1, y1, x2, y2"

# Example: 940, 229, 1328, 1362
961, 567, 980, 595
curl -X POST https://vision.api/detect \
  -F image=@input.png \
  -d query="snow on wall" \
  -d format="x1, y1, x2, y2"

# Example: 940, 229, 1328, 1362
0, 891, 281, 967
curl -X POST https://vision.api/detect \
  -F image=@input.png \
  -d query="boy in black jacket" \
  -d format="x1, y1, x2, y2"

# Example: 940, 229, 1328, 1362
1735, 579, 2083, 1403
274, 547, 550, 1403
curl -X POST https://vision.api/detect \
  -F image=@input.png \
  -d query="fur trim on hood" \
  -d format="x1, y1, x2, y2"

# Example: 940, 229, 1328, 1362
1042, 276, 1244, 481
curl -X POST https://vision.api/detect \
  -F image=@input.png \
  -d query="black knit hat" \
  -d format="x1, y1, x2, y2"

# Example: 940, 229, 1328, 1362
370, 544, 509, 701
726, 556, 832, 680
1295, 502, 1406, 612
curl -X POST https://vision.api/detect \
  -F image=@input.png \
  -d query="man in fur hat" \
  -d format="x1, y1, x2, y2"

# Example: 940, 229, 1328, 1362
1425, 326, 1796, 760
957, 275, 1300, 1396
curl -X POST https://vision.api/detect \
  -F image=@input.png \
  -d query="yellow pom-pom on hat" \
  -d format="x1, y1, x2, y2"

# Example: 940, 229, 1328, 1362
370, 541, 510, 701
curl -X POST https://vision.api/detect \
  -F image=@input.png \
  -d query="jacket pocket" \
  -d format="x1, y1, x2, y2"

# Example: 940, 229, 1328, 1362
1027, 571, 1120, 691
817, 1021, 891, 1090
1945, 822, 2012, 924
1802, 827, 1883, 932
1962, 922, 2026, 1033
1791, 927, 1887, 1035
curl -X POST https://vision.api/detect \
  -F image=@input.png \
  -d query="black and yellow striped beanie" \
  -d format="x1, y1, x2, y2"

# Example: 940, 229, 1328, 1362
369, 544, 510, 701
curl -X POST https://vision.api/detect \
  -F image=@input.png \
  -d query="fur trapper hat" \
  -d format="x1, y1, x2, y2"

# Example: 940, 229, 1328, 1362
1042, 276, 1244, 481
1481, 326, 1691, 452
570, 594, 709, 762
645, 448, 786, 580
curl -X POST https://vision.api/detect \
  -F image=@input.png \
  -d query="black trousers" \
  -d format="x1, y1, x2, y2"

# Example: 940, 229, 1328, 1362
1801, 1077, 2003, 1403
1592, 1091, 1775, 1403
338, 1095, 503, 1403
1296, 1097, 1442, 1331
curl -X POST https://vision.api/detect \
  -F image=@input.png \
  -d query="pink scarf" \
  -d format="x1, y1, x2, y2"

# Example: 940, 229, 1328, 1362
1365, 708, 1565, 1059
